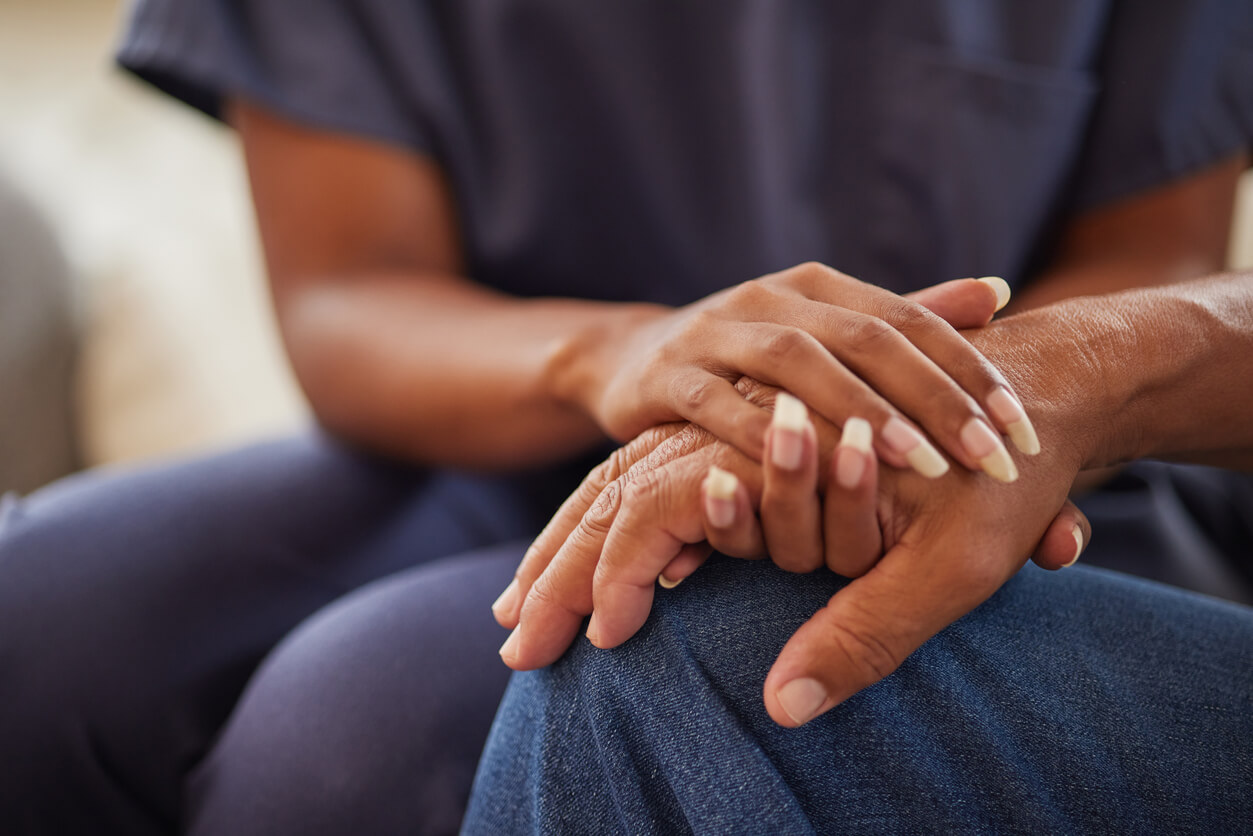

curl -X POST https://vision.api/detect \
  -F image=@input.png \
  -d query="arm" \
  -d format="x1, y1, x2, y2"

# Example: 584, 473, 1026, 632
1013, 154, 1247, 311
232, 100, 1022, 473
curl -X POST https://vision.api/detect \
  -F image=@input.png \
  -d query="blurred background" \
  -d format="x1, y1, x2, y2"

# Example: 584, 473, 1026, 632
0, 0, 305, 494
1, 0, 1251, 495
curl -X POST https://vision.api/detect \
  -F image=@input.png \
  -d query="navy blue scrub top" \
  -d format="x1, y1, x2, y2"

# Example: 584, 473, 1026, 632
118, 0, 1253, 307
118, 2, 1253, 602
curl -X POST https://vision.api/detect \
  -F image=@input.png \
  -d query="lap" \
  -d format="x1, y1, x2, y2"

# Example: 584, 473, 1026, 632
465, 557, 1253, 835
186, 544, 521, 836
0, 431, 561, 834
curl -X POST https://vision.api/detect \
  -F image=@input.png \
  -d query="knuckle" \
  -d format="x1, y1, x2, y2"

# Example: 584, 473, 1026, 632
585, 481, 623, 533
672, 375, 719, 416
528, 573, 588, 617
827, 620, 902, 681
840, 314, 899, 354
621, 468, 671, 513
761, 327, 811, 366
882, 300, 939, 336
780, 261, 829, 294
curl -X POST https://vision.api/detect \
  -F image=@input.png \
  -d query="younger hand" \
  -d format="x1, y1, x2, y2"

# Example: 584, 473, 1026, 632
561, 263, 1036, 478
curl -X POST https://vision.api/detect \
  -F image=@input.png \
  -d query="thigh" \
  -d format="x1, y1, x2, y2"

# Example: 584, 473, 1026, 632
185, 543, 521, 836
465, 558, 1253, 835
0, 432, 546, 834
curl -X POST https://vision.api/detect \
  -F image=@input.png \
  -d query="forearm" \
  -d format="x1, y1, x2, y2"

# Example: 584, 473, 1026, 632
1011, 154, 1245, 312
280, 271, 660, 468
975, 273, 1253, 473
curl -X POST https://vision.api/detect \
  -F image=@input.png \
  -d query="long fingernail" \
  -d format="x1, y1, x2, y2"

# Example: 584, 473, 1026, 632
836, 417, 872, 489
1064, 526, 1084, 567
658, 574, 682, 589
499, 628, 521, 664
987, 387, 1040, 455
881, 417, 949, 478
960, 418, 1018, 483
977, 276, 1011, 312
771, 393, 808, 470
777, 677, 828, 725
703, 465, 738, 528
585, 614, 603, 647
491, 578, 520, 618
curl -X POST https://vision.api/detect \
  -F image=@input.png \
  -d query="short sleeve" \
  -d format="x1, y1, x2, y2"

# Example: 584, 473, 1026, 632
1068, 0, 1253, 210
116, 0, 430, 152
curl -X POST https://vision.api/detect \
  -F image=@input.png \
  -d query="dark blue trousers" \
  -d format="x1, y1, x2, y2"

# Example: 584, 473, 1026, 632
0, 432, 589, 835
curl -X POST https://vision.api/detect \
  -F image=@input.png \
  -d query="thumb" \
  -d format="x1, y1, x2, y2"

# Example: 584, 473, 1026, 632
906, 276, 1011, 330
1030, 499, 1090, 571
762, 543, 1010, 727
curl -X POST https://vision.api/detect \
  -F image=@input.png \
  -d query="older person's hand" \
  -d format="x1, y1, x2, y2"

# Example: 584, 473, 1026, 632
494, 389, 1082, 717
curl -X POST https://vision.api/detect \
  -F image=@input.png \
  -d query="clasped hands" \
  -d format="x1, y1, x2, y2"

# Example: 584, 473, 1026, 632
496, 265, 1095, 726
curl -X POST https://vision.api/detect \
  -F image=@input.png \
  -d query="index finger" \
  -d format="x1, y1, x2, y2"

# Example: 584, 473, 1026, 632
492, 424, 685, 628
587, 444, 761, 649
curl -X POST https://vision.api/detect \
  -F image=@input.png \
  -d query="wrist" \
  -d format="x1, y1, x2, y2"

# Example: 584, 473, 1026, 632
967, 302, 1137, 474
541, 301, 670, 424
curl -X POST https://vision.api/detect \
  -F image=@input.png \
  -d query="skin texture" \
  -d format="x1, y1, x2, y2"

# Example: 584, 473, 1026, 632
496, 274, 1253, 726
230, 99, 1244, 472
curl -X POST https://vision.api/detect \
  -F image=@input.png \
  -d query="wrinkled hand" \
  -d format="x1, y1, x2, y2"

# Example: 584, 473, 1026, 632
495, 363, 1090, 727
566, 263, 1034, 477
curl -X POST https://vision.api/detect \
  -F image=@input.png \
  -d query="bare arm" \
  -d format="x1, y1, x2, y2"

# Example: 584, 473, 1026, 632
231, 101, 627, 468
1014, 154, 1247, 310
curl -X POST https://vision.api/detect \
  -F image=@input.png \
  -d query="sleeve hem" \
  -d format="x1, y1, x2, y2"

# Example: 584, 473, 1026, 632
116, 42, 433, 157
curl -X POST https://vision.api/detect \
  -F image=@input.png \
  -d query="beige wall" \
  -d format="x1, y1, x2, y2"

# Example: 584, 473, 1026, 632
2, 0, 1251, 467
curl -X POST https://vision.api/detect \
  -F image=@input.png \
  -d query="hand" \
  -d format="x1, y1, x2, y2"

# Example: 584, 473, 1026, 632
496, 312, 1097, 723
559, 263, 1037, 479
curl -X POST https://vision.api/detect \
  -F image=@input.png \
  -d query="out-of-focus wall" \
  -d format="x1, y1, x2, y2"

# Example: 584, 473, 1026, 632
0, 0, 1249, 468
0, 0, 305, 467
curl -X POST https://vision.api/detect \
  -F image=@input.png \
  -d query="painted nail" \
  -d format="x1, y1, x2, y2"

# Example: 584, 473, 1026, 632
1063, 526, 1084, 567
703, 466, 738, 528
881, 416, 949, 478
771, 392, 808, 470
491, 578, 520, 618
499, 628, 521, 663
977, 276, 1011, 312
836, 417, 873, 489
658, 574, 682, 589
960, 418, 1018, 483
776, 677, 828, 725
987, 387, 1040, 455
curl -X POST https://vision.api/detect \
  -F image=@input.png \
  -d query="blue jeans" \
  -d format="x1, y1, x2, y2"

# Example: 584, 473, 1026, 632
464, 556, 1253, 834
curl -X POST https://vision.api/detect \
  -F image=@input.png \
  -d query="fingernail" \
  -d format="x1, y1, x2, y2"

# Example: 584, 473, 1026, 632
499, 628, 521, 663
1064, 526, 1084, 567
703, 465, 738, 529
491, 578, 520, 618
977, 276, 1011, 312
771, 393, 808, 470
960, 418, 1018, 483
777, 677, 828, 725
987, 387, 1040, 455
658, 574, 682, 589
881, 417, 949, 478
585, 614, 602, 647
836, 417, 872, 489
